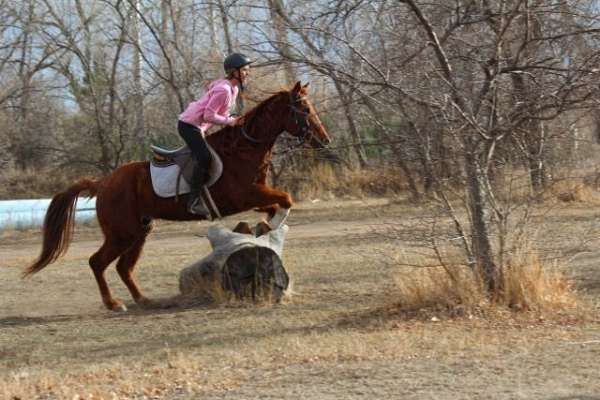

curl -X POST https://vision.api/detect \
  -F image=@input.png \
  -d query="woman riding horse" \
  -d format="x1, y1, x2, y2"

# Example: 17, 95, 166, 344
24, 81, 331, 312
178, 52, 253, 216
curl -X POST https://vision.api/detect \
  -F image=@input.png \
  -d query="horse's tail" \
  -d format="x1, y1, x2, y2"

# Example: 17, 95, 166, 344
23, 178, 100, 277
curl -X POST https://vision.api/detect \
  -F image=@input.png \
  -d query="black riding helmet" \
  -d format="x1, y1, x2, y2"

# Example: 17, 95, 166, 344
224, 53, 253, 76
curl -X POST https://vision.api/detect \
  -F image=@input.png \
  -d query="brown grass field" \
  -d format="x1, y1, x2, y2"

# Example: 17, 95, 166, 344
1, 197, 600, 399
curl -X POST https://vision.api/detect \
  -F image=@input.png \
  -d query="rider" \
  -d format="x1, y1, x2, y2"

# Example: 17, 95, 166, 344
178, 53, 252, 215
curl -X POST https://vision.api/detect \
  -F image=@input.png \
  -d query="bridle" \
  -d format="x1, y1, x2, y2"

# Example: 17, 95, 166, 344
239, 93, 322, 146
288, 94, 314, 145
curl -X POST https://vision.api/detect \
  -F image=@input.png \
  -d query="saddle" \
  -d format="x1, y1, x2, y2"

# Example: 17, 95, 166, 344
149, 144, 223, 198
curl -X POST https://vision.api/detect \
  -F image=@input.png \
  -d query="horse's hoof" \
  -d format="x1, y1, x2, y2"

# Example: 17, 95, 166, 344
115, 304, 128, 312
105, 299, 128, 312
110, 303, 128, 313
255, 220, 272, 237
233, 221, 253, 235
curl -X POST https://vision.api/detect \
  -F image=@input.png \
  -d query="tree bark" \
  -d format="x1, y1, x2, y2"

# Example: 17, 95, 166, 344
332, 79, 368, 168
267, 0, 296, 85
464, 138, 498, 293
217, 0, 233, 54
131, 0, 146, 156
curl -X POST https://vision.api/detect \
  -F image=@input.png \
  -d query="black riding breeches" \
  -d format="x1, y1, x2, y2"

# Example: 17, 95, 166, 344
177, 120, 212, 185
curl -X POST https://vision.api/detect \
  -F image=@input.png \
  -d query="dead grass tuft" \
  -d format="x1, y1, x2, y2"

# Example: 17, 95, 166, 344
547, 179, 597, 204
393, 243, 585, 321
500, 243, 580, 313
394, 266, 486, 314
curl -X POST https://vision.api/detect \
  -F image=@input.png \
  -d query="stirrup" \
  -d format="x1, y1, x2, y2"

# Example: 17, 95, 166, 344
187, 195, 210, 216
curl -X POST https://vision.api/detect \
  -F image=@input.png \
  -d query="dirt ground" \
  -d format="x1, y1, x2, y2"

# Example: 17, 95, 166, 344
1, 198, 600, 399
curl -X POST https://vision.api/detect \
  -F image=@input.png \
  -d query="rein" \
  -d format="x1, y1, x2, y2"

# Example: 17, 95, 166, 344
240, 126, 265, 144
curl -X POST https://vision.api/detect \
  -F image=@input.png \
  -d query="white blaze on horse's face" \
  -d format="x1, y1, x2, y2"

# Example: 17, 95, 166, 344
288, 81, 331, 148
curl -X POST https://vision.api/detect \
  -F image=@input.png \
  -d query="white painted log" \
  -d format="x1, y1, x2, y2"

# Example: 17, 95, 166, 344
179, 224, 289, 302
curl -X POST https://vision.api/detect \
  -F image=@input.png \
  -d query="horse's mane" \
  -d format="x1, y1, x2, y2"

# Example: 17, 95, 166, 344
208, 89, 290, 149
240, 90, 288, 126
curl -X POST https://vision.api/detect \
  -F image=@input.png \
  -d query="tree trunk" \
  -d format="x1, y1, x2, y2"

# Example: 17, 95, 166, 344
131, 0, 146, 158
360, 93, 421, 200
217, 0, 233, 54
15, 1, 34, 169
332, 79, 367, 168
159, 0, 178, 115
464, 138, 499, 293
268, 0, 296, 85
527, 120, 548, 196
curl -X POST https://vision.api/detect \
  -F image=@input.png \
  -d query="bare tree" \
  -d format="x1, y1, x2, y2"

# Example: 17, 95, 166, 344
267, 0, 297, 85
257, 0, 600, 293
2, 1, 56, 169
217, 0, 233, 54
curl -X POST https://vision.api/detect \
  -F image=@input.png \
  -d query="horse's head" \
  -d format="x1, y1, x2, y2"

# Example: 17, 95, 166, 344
283, 81, 331, 148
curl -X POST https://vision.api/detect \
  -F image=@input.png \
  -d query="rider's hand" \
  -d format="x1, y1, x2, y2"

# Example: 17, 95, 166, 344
228, 116, 241, 126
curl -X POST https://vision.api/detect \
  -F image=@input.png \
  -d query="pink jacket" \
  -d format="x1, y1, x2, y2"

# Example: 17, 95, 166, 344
179, 79, 239, 132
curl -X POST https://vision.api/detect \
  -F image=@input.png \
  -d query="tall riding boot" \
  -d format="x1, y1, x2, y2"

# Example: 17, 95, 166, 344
187, 164, 210, 216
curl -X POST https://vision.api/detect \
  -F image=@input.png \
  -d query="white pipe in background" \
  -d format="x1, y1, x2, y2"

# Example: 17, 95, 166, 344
0, 198, 96, 231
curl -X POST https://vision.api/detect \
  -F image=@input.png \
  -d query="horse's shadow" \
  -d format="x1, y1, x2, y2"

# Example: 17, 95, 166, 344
0, 294, 247, 328
0, 299, 159, 328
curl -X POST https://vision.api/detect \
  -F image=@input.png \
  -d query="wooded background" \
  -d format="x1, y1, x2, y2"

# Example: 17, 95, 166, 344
1, 0, 600, 292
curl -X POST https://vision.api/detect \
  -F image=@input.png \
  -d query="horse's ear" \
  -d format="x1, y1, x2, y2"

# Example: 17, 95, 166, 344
303, 82, 310, 89
292, 81, 302, 93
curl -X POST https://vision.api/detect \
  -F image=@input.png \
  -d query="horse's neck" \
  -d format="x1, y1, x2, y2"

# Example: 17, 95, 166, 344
245, 99, 286, 145
211, 94, 286, 162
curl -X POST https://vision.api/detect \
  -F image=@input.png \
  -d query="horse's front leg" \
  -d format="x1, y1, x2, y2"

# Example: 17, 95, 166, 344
254, 204, 279, 219
250, 185, 292, 229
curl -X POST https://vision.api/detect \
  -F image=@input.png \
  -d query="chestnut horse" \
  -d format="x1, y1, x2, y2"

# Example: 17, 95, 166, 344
24, 81, 331, 311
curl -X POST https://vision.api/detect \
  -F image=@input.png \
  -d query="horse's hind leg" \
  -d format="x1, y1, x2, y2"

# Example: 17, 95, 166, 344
115, 233, 152, 308
89, 240, 129, 311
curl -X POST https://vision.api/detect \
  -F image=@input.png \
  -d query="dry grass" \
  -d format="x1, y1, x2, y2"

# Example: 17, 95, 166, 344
547, 178, 597, 204
1, 199, 599, 399
394, 266, 485, 314
0, 167, 88, 200
2, 305, 594, 400
454, 167, 600, 206
391, 242, 584, 321
282, 163, 408, 201
500, 244, 580, 313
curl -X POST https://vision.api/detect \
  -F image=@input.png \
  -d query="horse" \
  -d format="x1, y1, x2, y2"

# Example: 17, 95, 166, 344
23, 81, 331, 312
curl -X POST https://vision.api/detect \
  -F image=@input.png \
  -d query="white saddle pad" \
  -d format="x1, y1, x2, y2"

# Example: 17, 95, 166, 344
150, 145, 222, 198
150, 163, 192, 198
